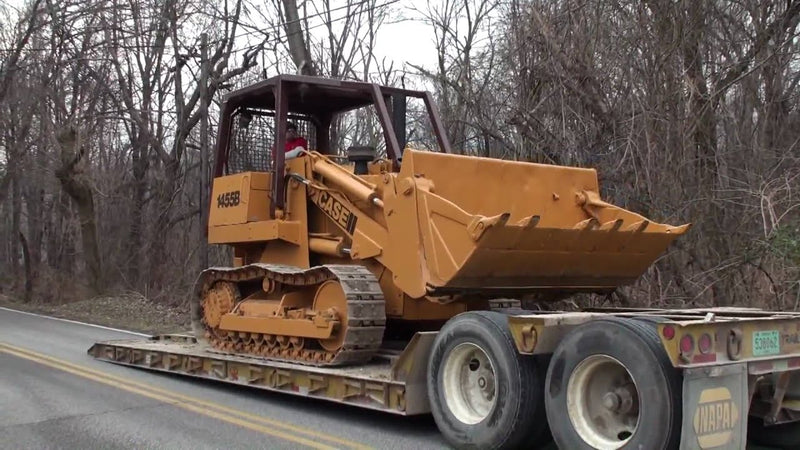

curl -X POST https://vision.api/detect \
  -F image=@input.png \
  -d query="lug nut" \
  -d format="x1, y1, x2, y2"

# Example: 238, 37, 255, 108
602, 392, 621, 411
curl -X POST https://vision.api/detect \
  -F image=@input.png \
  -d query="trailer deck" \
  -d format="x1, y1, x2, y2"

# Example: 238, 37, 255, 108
88, 332, 436, 415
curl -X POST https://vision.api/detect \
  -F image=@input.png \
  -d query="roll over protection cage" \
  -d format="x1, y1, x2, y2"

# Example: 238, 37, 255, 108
212, 74, 453, 218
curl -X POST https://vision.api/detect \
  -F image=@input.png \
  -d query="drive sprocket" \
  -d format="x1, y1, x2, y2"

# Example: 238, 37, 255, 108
201, 281, 239, 330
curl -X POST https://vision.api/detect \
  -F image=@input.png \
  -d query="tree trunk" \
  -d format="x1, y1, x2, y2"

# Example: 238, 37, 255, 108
282, 0, 317, 75
18, 231, 32, 302
10, 153, 21, 285
199, 33, 209, 272
148, 157, 179, 291
129, 135, 148, 288
55, 127, 103, 294
681, 0, 717, 185
52, 191, 75, 274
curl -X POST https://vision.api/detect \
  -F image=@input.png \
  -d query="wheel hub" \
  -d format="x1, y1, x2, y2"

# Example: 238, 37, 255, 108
602, 392, 621, 411
442, 343, 497, 425
567, 354, 640, 449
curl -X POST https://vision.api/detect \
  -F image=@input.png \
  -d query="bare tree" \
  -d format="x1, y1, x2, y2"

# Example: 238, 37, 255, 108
283, 0, 317, 75
1, 0, 795, 312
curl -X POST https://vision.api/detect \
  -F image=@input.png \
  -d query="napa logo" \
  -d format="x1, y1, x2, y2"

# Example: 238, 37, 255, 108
693, 387, 739, 448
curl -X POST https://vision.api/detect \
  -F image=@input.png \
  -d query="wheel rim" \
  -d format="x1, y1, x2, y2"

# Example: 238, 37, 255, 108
441, 342, 497, 425
567, 354, 640, 449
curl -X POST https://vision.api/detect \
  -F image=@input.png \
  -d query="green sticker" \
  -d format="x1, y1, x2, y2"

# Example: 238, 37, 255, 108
753, 330, 780, 356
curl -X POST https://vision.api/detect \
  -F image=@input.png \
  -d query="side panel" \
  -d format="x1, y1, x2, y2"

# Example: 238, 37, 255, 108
209, 172, 271, 227
261, 157, 310, 268
88, 337, 414, 415
680, 364, 748, 450
208, 221, 301, 245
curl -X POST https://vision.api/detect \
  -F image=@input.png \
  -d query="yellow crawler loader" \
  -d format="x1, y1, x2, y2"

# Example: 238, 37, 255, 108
92, 75, 800, 450
194, 75, 688, 367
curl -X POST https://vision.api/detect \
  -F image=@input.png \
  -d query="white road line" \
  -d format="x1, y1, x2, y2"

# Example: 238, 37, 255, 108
0, 306, 151, 337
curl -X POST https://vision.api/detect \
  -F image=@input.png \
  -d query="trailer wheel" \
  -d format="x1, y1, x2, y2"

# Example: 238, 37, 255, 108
748, 417, 800, 448
428, 311, 548, 449
544, 318, 682, 450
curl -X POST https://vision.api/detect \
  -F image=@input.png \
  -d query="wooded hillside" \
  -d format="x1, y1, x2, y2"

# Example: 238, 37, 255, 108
1, 0, 798, 309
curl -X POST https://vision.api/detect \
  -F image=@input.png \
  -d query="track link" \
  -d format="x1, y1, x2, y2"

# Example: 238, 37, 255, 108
191, 264, 386, 367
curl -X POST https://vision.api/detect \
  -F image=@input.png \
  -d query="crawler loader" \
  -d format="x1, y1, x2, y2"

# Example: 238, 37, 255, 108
92, 75, 800, 450
193, 75, 689, 367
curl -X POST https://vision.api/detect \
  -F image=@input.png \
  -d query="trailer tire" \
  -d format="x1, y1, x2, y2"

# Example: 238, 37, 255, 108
748, 417, 800, 448
428, 311, 548, 449
544, 317, 682, 450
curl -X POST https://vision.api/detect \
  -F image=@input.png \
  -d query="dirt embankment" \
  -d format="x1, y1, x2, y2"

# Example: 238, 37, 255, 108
0, 293, 191, 335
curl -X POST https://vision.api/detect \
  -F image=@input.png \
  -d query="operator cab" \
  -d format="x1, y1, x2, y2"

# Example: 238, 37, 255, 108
213, 74, 452, 214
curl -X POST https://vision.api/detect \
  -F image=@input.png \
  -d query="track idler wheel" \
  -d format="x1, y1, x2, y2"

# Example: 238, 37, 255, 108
201, 281, 239, 336
312, 280, 348, 353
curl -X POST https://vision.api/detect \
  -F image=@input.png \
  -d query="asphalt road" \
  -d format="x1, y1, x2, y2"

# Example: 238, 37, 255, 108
0, 307, 781, 450
0, 307, 448, 450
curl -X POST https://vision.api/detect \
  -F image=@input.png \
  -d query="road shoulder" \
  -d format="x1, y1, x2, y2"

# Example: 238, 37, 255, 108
0, 293, 189, 335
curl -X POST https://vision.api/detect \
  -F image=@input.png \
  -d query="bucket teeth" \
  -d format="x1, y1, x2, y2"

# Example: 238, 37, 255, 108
468, 212, 513, 240
497, 212, 511, 226
434, 210, 691, 291
625, 220, 650, 233
599, 219, 624, 232
516, 215, 541, 228
574, 218, 600, 230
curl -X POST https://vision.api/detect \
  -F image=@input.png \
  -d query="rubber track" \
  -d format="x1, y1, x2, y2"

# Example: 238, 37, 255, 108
193, 264, 386, 367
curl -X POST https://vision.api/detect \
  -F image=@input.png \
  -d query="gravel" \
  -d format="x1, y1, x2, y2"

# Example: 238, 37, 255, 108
0, 292, 191, 335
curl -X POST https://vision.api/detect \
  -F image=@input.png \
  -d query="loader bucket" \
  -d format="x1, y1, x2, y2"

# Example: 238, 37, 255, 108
400, 150, 690, 293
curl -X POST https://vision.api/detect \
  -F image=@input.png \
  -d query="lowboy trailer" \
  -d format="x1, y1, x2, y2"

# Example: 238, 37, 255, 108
90, 306, 800, 449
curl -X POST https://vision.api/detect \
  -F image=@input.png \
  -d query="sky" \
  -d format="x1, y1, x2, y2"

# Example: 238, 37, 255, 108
0, 0, 444, 77
284, 0, 443, 82
372, 1, 441, 72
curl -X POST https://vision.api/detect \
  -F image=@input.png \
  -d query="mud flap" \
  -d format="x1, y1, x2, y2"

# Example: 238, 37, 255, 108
390, 331, 437, 415
680, 363, 748, 450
